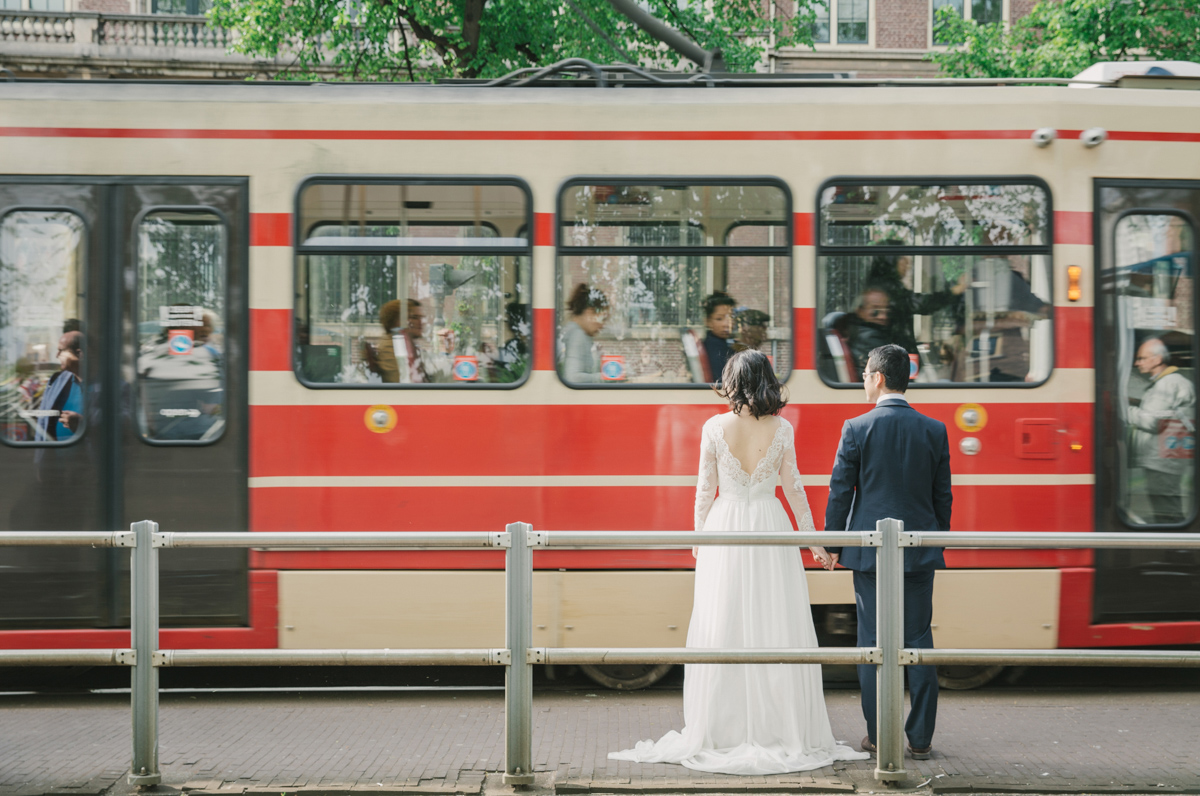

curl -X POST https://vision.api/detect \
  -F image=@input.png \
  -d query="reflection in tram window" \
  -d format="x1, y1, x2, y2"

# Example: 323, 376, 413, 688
0, 210, 86, 445
295, 180, 532, 386
556, 182, 791, 386
1114, 214, 1196, 526
136, 211, 227, 443
816, 182, 1053, 385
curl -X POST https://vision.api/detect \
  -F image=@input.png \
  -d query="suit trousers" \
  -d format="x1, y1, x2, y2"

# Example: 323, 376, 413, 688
852, 569, 938, 749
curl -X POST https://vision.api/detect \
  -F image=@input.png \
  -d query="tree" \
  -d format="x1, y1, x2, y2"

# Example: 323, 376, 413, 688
208, 0, 824, 81
929, 0, 1200, 79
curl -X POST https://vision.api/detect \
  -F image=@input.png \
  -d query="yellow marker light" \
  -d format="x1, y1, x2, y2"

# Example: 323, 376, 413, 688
1071, 443, 1083, 451
1067, 265, 1082, 302
954, 403, 988, 433
365, 404, 397, 434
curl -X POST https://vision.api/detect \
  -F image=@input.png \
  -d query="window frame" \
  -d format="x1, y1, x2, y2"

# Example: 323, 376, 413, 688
810, 0, 875, 47
1109, 206, 1199, 530
814, 174, 1055, 390
930, 0, 1010, 48
132, 204, 231, 447
555, 175, 794, 391
0, 205, 90, 448
292, 174, 535, 391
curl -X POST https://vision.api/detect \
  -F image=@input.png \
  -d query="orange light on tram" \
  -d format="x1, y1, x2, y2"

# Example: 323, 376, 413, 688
1067, 265, 1082, 302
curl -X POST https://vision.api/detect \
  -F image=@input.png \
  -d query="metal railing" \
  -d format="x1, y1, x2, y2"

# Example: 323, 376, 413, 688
4, 521, 1200, 786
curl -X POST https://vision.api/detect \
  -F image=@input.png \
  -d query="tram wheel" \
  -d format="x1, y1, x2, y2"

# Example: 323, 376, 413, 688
580, 663, 674, 691
936, 665, 1005, 690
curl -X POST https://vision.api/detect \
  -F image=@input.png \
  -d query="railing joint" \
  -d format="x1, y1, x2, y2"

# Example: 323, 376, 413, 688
529, 531, 548, 547
491, 532, 512, 549
898, 531, 919, 547
864, 647, 883, 664
151, 651, 169, 667
112, 531, 137, 548
527, 648, 545, 664
116, 649, 137, 666
898, 649, 919, 665
864, 531, 882, 547
151, 532, 170, 548
492, 649, 512, 665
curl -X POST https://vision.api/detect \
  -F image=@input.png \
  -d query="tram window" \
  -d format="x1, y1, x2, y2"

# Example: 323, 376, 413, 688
295, 179, 532, 387
820, 183, 1048, 248
1112, 213, 1197, 527
0, 210, 86, 446
816, 181, 1053, 386
556, 180, 791, 387
136, 210, 227, 444
560, 184, 788, 247
299, 183, 527, 249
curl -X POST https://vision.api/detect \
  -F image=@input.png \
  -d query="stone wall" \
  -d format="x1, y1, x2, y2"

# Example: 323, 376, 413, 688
78, 0, 136, 13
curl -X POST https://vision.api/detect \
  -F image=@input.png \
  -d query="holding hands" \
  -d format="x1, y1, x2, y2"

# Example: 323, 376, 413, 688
809, 546, 838, 570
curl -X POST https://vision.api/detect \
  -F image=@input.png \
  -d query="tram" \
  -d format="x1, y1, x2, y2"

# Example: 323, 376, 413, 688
2, 74, 1199, 690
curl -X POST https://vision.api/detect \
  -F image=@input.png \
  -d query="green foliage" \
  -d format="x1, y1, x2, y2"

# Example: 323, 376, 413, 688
929, 0, 1200, 79
208, 0, 823, 81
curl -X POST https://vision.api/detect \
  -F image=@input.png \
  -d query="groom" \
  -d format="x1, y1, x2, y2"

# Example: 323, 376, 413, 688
824, 344, 952, 760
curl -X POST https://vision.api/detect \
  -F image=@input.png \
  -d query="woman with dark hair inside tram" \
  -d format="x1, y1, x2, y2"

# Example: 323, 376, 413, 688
611, 350, 868, 775
560, 283, 608, 383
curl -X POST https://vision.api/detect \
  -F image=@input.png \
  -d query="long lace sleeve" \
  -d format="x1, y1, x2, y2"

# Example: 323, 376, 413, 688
694, 421, 718, 533
779, 421, 817, 534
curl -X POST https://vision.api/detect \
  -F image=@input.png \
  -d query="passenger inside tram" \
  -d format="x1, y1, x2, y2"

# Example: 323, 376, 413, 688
35, 330, 83, 442
1127, 337, 1196, 525
559, 283, 610, 383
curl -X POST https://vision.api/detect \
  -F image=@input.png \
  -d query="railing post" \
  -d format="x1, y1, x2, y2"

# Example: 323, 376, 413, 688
875, 518, 907, 782
503, 522, 535, 786
128, 520, 161, 786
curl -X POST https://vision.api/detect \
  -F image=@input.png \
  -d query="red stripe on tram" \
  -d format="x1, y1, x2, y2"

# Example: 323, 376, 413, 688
250, 309, 293, 372
1054, 211, 1093, 245
250, 213, 292, 247
6, 127, 1200, 143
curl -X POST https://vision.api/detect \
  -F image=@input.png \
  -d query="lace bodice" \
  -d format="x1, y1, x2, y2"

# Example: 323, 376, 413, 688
694, 415, 817, 534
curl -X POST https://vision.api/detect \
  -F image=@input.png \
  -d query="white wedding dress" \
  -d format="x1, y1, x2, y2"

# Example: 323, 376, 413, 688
609, 415, 870, 775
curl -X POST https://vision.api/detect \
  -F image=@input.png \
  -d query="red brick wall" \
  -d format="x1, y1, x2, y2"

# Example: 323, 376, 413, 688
78, 0, 136, 12
875, 0, 928, 49
1010, 0, 1037, 21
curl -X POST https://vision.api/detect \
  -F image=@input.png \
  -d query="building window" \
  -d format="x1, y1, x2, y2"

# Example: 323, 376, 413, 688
811, 0, 870, 46
556, 180, 792, 388
816, 180, 1054, 387
294, 179, 533, 388
933, 0, 1005, 44
152, 0, 213, 14
2, 1, 67, 10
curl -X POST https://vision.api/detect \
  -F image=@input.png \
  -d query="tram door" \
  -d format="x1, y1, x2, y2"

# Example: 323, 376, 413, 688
0, 179, 248, 630
1095, 180, 1200, 623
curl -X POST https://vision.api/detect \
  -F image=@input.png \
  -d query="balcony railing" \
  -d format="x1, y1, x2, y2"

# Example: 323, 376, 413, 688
1, 9, 237, 49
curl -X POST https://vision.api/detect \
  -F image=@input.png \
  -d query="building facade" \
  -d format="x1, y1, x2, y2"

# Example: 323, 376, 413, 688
772, 0, 1040, 78
1, 0, 1040, 80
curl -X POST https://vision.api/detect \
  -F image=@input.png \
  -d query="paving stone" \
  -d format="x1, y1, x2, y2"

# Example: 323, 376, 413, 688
3, 688, 1200, 795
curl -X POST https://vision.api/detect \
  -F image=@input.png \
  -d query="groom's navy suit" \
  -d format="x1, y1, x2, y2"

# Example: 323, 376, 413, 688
825, 395, 952, 750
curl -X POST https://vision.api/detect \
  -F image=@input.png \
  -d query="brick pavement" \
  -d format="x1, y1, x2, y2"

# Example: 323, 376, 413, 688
2, 687, 1199, 796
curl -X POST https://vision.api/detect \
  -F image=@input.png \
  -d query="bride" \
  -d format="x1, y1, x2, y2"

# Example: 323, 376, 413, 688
609, 350, 869, 775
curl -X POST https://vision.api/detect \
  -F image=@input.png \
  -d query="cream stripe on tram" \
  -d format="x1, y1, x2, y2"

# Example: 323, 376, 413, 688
248, 369, 1095, 406
247, 473, 1095, 489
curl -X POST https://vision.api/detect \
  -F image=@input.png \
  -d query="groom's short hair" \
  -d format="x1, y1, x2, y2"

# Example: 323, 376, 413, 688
867, 344, 910, 392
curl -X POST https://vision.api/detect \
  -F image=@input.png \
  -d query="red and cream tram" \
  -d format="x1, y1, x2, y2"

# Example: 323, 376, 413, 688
2, 75, 1199, 689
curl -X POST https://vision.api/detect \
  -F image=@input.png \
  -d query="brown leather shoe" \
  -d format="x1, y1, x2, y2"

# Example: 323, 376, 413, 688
861, 736, 877, 754
908, 744, 932, 760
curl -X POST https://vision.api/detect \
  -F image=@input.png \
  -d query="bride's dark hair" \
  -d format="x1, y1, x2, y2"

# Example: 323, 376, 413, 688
717, 350, 787, 418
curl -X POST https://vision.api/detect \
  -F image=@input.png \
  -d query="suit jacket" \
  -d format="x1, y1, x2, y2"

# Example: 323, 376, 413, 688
825, 399, 952, 571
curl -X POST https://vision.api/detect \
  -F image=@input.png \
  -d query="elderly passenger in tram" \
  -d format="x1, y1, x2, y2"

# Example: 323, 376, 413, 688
1128, 337, 1197, 524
